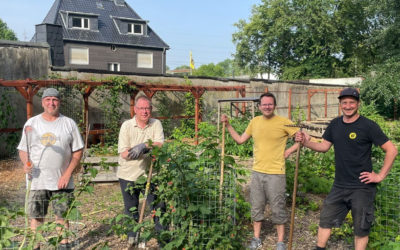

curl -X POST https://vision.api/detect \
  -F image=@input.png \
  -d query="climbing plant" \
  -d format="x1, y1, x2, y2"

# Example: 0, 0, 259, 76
95, 76, 136, 145
0, 87, 19, 157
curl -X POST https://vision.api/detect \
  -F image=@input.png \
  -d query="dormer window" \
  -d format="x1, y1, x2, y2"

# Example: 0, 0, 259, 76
72, 17, 90, 29
128, 23, 143, 35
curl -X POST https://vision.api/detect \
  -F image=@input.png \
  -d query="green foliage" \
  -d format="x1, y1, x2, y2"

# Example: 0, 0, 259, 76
233, 0, 400, 79
361, 58, 400, 119
88, 143, 118, 156
95, 76, 135, 144
224, 117, 254, 158
0, 88, 20, 157
148, 140, 250, 249
170, 92, 199, 140
0, 18, 18, 40
192, 63, 226, 77
285, 147, 334, 213
233, 0, 352, 79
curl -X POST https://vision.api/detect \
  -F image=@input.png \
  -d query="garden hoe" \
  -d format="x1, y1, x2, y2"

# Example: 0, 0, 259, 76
219, 121, 226, 207
288, 126, 301, 250
135, 160, 154, 249
286, 122, 323, 250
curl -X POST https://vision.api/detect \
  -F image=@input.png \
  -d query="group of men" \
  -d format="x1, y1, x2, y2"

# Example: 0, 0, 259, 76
19, 87, 397, 250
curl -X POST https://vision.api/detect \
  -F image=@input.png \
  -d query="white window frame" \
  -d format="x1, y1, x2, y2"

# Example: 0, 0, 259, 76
137, 52, 153, 69
72, 17, 90, 29
108, 62, 120, 72
128, 23, 143, 35
69, 47, 89, 65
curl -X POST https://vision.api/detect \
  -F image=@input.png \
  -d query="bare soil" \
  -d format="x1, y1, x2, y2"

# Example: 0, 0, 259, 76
0, 159, 350, 249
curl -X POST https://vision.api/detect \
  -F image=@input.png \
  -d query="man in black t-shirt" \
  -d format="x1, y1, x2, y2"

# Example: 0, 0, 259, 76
295, 88, 398, 250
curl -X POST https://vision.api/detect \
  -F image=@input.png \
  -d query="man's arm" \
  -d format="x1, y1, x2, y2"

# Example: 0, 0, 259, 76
284, 142, 300, 159
360, 140, 398, 184
295, 131, 332, 152
221, 114, 250, 144
58, 149, 83, 189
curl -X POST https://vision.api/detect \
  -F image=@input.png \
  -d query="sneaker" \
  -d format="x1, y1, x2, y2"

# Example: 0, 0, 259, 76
276, 241, 286, 250
56, 243, 72, 250
128, 236, 138, 245
248, 237, 262, 250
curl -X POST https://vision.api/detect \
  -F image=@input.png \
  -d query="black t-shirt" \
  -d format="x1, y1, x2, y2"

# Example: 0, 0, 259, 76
323, 115, 388, 189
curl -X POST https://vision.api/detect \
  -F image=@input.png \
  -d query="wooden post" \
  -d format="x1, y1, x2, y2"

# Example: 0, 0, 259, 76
130, 90, 139, 118
194, 96, 199, 145
307, 89, 311, 121
324, 90, 328, 118
288, 88, 292, 120
15, 81, 41, 120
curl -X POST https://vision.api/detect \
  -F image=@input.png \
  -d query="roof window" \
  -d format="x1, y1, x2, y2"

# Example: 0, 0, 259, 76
128, 23, 143, 35
72, 17, 89, 29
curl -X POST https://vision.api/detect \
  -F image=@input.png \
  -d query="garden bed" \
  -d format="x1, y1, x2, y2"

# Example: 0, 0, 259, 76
0, 158, 354, 250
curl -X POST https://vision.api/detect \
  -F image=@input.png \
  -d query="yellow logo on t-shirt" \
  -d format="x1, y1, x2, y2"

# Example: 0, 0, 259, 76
40, 133, 56, 146
349, 132, 357, 139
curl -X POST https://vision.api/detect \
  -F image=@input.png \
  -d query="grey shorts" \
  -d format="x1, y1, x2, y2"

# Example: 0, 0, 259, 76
250, 171, 287, 224
28, 189, 74, 219
319, 186, 376, 237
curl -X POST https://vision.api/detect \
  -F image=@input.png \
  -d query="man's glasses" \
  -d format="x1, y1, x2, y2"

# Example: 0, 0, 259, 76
136, 107, 151, 111
259, 104, 274, 107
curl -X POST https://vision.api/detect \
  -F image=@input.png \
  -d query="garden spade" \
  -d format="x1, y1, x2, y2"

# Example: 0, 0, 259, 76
135, 160, 154, 249
219, 121, 226, 206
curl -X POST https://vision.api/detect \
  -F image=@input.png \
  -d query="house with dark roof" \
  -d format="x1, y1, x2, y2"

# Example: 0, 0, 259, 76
32, 0, 169, 74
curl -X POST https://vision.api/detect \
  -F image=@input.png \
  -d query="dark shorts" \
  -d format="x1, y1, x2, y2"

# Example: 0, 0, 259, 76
28, 189, 74, 219
319, 186, 376, 237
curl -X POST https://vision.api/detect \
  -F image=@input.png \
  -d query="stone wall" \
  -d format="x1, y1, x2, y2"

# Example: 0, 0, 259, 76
0, 40, 50, 80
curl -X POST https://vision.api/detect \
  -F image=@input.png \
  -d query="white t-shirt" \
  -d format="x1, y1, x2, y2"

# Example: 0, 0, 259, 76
17, 114, 84, 190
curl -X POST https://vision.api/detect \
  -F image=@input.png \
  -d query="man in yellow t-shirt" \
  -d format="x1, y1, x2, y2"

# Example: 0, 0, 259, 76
221, 93, 299, 250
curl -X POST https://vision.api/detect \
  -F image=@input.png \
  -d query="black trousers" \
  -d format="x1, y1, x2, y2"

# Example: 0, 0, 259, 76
119, 178, 166, 237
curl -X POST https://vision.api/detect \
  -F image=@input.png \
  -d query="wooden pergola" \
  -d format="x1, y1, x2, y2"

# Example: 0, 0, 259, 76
0, 79, 246, 144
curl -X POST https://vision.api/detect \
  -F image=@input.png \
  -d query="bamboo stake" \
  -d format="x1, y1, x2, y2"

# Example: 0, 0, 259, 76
219, 122, 226, 206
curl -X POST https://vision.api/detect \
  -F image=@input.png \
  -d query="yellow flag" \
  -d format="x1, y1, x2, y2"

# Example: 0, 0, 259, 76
190, 51, 195, 69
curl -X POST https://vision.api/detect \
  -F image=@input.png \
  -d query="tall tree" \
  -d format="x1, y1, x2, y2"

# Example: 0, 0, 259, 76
233, 0, 372, 80
366, 0, 400, 62
0, 18, 18, 41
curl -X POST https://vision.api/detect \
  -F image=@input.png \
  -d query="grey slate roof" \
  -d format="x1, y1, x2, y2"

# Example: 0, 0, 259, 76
39, 0, 169, 49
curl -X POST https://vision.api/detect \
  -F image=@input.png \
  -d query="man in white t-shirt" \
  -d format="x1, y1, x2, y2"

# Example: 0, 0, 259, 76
17, 88, 84, 250
118, 95, 165, 247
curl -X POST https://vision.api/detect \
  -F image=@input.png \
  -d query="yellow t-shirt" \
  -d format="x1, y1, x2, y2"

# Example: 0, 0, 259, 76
245, 115, 298, 174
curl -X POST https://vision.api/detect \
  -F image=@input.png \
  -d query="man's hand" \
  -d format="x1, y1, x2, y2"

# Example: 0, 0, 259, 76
127, 143, 150, 160
23, 162, 33, 174
58, 173, 72, 189
221, 114, 229, 125
295, 131, 311, 144
359, 171, 384, 184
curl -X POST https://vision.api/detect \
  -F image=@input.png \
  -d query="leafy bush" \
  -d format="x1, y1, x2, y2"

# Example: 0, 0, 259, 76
224, 116, 254, 158
361, 58, 400, 119
123, 139, 251, 249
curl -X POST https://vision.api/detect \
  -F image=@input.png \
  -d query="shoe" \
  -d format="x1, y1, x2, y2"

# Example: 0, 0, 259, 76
128, 236, 138, 245
277, 241, 286, 250
57, 243, 72, 250
248, 237, 262, 250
